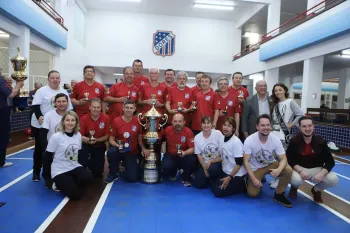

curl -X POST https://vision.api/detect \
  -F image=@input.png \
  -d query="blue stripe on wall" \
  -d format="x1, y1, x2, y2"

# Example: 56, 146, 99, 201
292, 83, 338, 92
0, 0, 67, 49
260, 3, 350, 61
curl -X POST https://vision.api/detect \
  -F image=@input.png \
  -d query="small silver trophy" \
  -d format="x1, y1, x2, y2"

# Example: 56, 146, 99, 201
117, 140, 123, 150
89, 130, 95, 142
176, 144, 182, 155
177, 102, 183, 112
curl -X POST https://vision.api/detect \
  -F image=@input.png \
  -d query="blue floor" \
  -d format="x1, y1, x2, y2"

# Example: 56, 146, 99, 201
1, 149, 350, 233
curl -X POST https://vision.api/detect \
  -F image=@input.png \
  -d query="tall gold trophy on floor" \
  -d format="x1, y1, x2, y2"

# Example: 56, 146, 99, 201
138, 94, 168, 184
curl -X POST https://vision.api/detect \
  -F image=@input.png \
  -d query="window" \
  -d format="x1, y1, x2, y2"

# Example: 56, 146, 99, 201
75, 3, 85, 46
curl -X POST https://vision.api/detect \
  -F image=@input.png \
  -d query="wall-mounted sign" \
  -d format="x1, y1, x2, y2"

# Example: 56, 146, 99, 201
153, 30, 175, 57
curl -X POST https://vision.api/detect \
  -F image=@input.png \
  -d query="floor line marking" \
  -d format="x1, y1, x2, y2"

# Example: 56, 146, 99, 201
0, 170, 33, 192
6, 158, 33, 160
335, 156, 350, 162
335, 162, 350, 165
83, 182, 113, 233
297, 189, 350, 224
34, 197, 70, 233
6, 146, 34, 158
334, 172, 350, 181
304, 180, 350, 205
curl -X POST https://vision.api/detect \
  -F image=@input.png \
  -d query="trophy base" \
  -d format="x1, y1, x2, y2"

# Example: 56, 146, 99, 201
142, 167, 160, 184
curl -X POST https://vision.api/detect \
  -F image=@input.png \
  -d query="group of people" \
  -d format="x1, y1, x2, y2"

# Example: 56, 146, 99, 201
0, 60, 338, 207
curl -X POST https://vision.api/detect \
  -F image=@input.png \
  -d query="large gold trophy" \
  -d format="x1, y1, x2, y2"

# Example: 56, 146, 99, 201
10, 48, 28, 97
138, 94, 168, 184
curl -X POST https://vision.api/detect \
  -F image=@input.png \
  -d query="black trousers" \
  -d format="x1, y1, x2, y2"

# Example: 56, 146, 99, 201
192, 162, 222, 189
32, 127, 47, 174
0, 107, 10, 166
211, 170, 246, 197
107, 147, 139, 182
161, 153, 197, 181
79, 144, 106, 177
53, 167, 92, 200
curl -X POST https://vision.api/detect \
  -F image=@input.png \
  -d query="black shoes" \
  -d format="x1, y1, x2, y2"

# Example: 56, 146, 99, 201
32, 173, 40, 182
274, 192, 292, 208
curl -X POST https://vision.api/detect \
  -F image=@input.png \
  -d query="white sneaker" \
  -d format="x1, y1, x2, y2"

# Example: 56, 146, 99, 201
1, 162, 13, 168
269, 178, 279, 189
52, 183, 60, 192
328, 142, 339, 151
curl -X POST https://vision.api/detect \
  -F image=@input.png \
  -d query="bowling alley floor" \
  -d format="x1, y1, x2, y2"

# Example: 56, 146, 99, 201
1, 147, 350, 233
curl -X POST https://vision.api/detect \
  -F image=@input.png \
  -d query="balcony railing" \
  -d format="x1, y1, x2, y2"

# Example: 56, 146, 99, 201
32, 0, 67, 30
232, 0, 346, 61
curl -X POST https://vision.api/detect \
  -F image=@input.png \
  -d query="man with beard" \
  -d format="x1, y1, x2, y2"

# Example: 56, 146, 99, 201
161, 113, 197, 187
243, 114, 293, 208
287, 116, 338, 203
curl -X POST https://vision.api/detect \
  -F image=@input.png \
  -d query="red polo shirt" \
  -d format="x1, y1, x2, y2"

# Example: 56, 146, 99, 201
139, 83, 167, 114
133, 75, 150, 88
166, 86, 194, 124
214, 92, 241, 132
191, 90, 215, 131
161, 126, 194, 155
80, 113, 110, 146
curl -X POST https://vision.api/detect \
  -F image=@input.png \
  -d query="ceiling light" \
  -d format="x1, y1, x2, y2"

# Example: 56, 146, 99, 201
188, 77, 196, 80
341, 54, 350, 58
193, 3, 234, 10
125, 0, 141, 2
0, 34, 9, 38
113, 73, 123, 76
195, 1, 234, 6
341, 49, 350, 55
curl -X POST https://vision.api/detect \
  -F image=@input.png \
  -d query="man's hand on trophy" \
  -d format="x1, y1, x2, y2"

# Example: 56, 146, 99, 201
38, 116, 44, 124
169, 109, 178, 114
79, 98, 89, 105
142, 148, 150, 158
118, 96, 129, 103
15, 80, 24, 88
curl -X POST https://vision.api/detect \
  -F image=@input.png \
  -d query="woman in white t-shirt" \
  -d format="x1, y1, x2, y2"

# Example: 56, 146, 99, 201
270, 83, 303, 188
192, 116, 223, 189
44, 111, 92, 200
211, 117, 247, 197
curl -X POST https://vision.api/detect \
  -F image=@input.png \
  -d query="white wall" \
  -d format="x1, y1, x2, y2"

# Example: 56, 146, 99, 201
85, 11, 237, 74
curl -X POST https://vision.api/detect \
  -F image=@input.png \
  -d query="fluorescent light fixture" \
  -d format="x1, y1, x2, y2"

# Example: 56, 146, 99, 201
123, 0, 141, 2
194, 3, 234, 10
341, 54, 350, 58
113, 73, 123, 76
341, 49, 350, 55
188, 77, 196, 80
0, 34, 9, 38
195, 0, 234, 6
243, 32, 260, 44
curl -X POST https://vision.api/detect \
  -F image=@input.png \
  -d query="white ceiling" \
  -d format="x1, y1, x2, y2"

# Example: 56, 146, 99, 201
82, 0, 266, 21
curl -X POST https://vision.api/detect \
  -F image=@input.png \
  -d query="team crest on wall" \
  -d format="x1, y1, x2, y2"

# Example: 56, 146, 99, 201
153, 30, 176, 57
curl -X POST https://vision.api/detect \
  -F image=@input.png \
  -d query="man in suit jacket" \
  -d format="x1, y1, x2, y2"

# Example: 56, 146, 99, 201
242, 80, 270, 138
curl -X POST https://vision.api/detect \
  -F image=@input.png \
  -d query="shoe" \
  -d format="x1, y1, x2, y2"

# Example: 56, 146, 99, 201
311, 187, 323, 203
52, 183, 60, 192
45, 180, 53, 189
182, 180, 192, 187
262, 176, 267, 183
32, 173, 40, 182
105, 174, 119, 183
269, 178, 279, 189
169, 176, 177, 181
274, 192, 292, 208
327, 142, 339, 151
289, 186, 298, 198
0, 162, 13, 168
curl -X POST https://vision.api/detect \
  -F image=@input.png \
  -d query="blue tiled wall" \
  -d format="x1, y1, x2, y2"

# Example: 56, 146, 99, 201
291, 124, 350, 148
10, 108, 31, 132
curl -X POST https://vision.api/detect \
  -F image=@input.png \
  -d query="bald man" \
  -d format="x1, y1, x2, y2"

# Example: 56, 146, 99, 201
242, 80, 271, 137
160, 113, 197, 187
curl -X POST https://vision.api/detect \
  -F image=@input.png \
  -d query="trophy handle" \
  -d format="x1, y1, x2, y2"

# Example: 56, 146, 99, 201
138, 113, 147, 129
158, 114, 168, 129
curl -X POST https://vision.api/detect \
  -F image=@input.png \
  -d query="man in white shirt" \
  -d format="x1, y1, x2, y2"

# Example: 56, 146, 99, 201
243, 114, 293, 208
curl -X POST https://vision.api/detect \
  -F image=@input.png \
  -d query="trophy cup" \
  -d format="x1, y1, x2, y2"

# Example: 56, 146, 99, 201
238, 90, 244, 98
84, 92, 89, 101
177, 102, 183, 112
222, 106, 228, 115
138, 95, 168, 184
192, 101, 197, 111
10, 48, 29, 112
89, 130, 95, 142
117, 140, 123, 150
176, 144, 182, 156
127, 91, 131, 100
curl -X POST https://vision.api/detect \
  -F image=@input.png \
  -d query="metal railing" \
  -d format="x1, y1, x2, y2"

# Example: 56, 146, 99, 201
232, 0, 346, 61
32, 0, 66, 29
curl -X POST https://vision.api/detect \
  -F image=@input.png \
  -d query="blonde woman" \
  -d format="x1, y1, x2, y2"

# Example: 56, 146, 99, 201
44, 111, 92, 200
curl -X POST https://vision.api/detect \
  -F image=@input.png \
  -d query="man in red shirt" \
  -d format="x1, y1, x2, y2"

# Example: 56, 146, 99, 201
79, 98, 110, 178
132, 59, 149, 88
191, 71, 204, 96
138, 68, 167, 114
161, 114, 197, 187
191, 74, 215, 135
105, 100, 143, 183
228, 72, 249, 105
104, 66, 139, 123
166, 71, 194, 126
160, 69, 177, 89
212, 77, 241, 135
71, 65, 106, 118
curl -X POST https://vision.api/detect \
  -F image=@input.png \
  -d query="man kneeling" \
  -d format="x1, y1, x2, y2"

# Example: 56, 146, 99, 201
287, 116, 338, 203
243, 114, 293, 208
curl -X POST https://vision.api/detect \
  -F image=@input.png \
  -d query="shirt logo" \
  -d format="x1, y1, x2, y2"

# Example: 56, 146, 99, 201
205, 96, 211, 101
217, 101, 221, 104
158, 90, 162, 95
181, 136, 186, 142
141, 81, 145, 85
132, 125, 137, 132
228, 101, 233, 106
99, 122, 105, 129
132, 92, 136, 97
185, 93, 189, 99
95, 88, 100, 94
